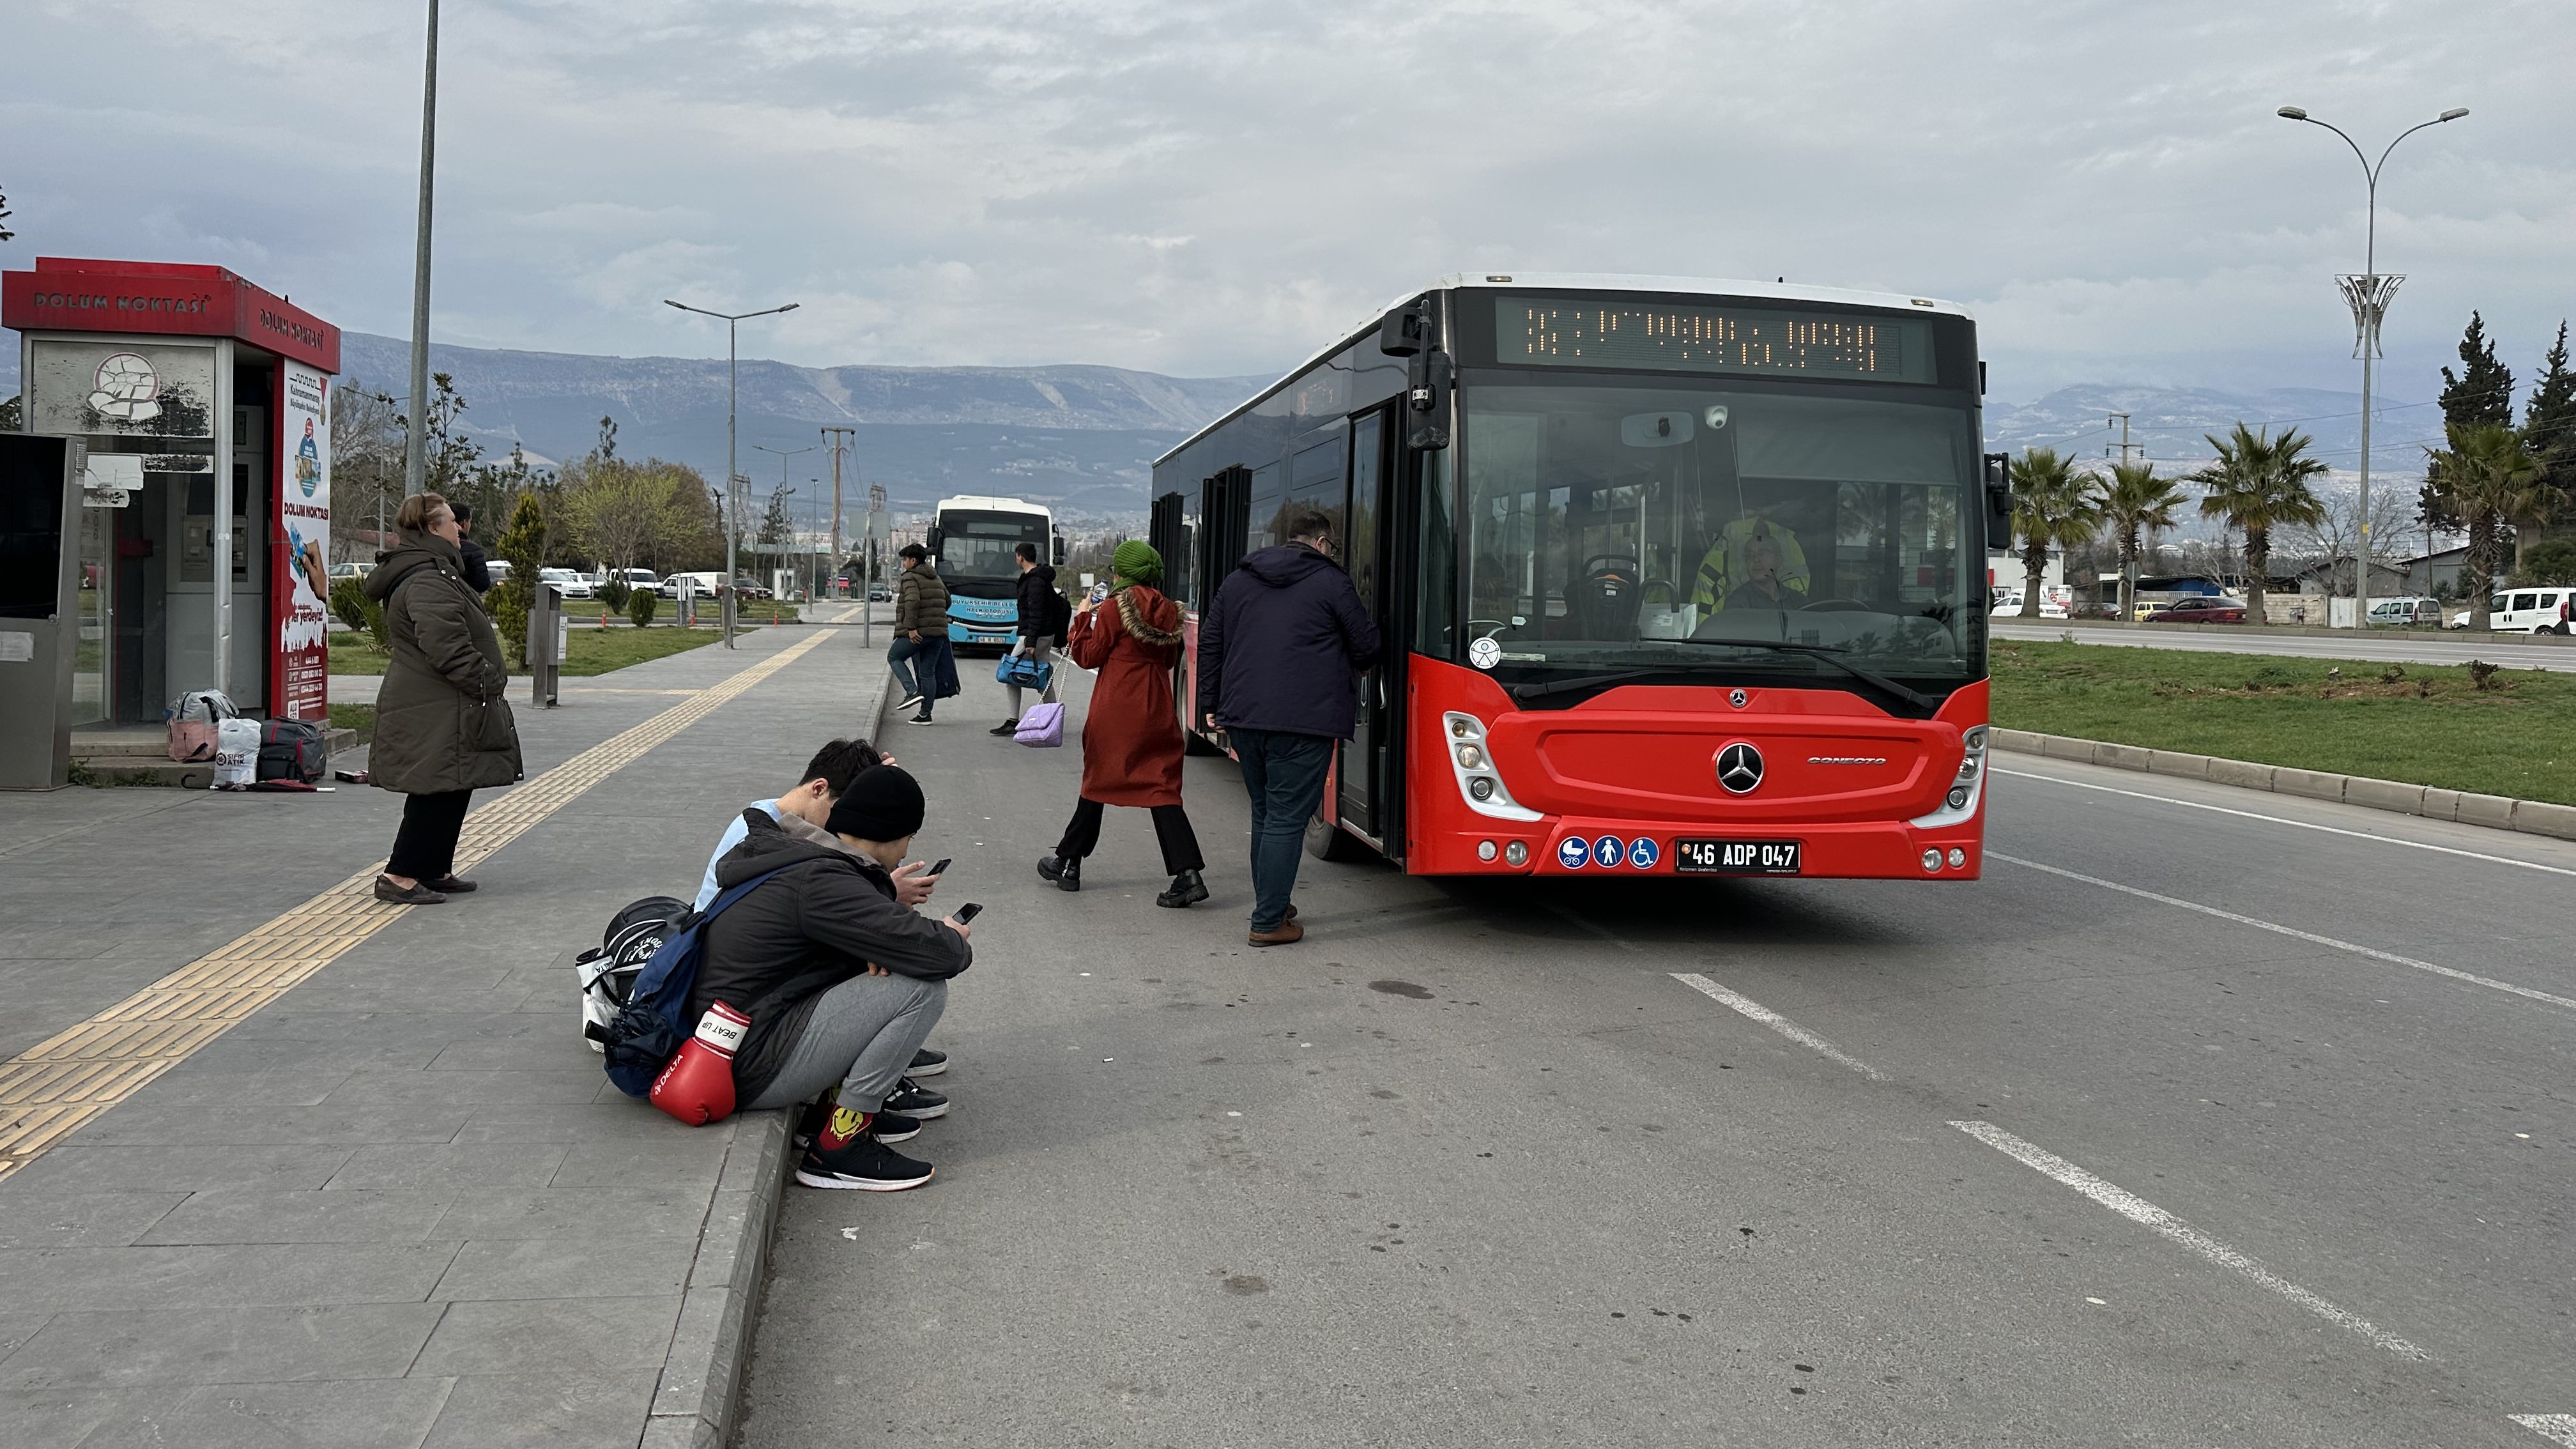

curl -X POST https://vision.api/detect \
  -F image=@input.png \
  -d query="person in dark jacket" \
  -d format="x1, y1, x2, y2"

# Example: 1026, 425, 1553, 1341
362, 492, 523, 904
1195, 509, 1381, 946
694, 765, 973, 1192
1036, 540, 1206, 906
889, 544, 953, 724
992, 542, 1067, 735
451, 501, 493, 594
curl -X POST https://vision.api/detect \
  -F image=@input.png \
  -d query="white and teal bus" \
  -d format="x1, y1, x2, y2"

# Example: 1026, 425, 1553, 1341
926, 494, 1062, 650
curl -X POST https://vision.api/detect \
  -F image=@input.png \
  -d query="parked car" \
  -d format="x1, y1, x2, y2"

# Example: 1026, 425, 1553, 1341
484, 559, 513, 585
539, 567, 594, 600
2144, 597, 2246, 624
658, 571, 728, 599
2365, 596, 2442, 627
1995, 591, 2070, 620
868, 586, 893, 603
2490, 587, 2573, 635
598, 567, 659, 595
732, 576, 772, 600
328, 561, 367, 582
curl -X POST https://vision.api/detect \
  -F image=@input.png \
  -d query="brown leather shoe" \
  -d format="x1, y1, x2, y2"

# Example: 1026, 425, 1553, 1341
1248, 919, 1304, 947
425, 875, 479, 893
375, 875, 447, 905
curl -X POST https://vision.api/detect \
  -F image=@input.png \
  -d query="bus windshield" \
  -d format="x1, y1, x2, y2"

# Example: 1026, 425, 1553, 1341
1462, 379, 1981, 691
937, 510, 1048, 584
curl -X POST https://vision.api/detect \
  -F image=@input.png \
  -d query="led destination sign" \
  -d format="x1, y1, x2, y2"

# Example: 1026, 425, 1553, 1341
1496, 297, 1935, 384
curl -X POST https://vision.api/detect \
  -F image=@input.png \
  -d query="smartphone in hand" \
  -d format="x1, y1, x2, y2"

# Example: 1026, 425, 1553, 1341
951, 902, 983, 924
925, 858, 952, 877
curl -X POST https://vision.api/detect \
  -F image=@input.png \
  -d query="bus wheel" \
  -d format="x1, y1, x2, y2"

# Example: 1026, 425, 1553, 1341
1305, 815, 1377, 863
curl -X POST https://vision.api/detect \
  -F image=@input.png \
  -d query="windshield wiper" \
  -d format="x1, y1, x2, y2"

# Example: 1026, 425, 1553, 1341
1657, 638, 1943, 713
1509, 669, 1666, 702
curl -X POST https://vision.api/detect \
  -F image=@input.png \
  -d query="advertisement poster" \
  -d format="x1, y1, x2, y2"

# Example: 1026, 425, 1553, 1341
275, 363, 332, 720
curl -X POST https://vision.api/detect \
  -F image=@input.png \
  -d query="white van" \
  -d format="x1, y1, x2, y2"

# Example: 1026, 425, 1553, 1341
658, 571, 726, 600
2488, 587, 2573, 634
2365, 596, 2443, 627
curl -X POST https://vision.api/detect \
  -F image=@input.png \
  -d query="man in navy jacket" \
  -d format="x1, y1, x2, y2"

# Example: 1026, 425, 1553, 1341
1196, 509, 1381, 945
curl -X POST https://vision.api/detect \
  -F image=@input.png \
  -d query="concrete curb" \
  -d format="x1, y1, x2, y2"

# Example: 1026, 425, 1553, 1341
1991, 728, 2576, 843
644, 625, 891, 1449
2002, 617, 2576, 647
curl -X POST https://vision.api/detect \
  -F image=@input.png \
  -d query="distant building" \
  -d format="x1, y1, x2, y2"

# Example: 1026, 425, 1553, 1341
2399, 546, 2470, 596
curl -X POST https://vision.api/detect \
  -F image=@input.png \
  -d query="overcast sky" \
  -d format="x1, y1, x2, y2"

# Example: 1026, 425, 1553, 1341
6, 0, 2572, 404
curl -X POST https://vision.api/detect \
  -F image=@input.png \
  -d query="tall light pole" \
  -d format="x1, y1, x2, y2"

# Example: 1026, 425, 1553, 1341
752, 443, 815, 596
664, 298, 798, 645
2277, 103, 2468, 625
404, 0, 441, 497
821, 425, 855, 599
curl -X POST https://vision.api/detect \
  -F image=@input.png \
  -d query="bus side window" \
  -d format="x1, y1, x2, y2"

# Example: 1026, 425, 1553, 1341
1247, 460, 1285, 551
1414, 450, 1456, 657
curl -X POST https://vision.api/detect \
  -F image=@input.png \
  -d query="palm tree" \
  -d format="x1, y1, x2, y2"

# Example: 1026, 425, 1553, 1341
2007, 447, 2104, 617
2099, 461, 2184, 620
2191, 424, 2327, 624
2427, 422, 2540, 628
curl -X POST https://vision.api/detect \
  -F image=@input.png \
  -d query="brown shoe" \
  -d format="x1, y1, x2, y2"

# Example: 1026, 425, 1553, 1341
1248, 919, 1304, 947
375, 875, 448, 905
425, 875, 479, 893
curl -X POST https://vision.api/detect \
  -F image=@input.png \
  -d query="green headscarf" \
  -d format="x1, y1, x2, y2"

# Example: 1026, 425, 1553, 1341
1110, 539, 1163, 590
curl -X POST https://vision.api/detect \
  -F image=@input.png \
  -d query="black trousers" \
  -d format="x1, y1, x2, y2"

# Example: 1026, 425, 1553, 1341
388, 789, 474, 880
1057, 796, 1204, 875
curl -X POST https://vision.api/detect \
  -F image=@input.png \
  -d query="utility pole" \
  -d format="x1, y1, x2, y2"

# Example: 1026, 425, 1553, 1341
2106, 412, 2140, 466
2278, 103, 2469, 626
663, 298, 798, 646
820, 425, 855, 599
751, 443, 813, 604
403, 0, 440, 497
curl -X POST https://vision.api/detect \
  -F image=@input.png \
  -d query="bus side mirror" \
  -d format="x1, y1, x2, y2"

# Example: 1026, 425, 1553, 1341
1406, 349, 1452, 451
1053, 533, 1066, 565
1982, 453, 2013, 548
1379, 300, 1429, 357
924, 525, 942, 558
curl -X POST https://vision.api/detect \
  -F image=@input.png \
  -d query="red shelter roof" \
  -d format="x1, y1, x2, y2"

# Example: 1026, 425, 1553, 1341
3, 256, 339, 374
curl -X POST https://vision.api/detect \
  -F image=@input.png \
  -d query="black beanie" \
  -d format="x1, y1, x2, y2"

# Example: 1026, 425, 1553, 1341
825, 765, 925, 842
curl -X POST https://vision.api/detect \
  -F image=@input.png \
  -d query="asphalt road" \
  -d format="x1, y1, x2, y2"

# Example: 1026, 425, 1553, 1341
739, 664, 2575, 1448
1992, 618, 2576, 672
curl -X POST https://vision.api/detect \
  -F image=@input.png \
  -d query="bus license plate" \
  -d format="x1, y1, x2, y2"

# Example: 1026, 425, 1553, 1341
1675, 839, 1802, 875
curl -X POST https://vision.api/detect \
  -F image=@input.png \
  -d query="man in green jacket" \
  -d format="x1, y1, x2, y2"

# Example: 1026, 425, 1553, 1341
889, 543, 952, 725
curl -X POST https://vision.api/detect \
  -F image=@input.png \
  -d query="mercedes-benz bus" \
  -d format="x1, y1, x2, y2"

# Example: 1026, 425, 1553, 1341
926, 494, 1062, 650
1149, 275, 2006, 880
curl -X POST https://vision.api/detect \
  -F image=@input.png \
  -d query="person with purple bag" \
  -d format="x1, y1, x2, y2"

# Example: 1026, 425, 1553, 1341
1036, 540, 1208, 907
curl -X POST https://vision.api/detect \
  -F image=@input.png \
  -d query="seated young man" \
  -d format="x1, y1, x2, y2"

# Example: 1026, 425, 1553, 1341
695, 765, 973, 1191
698, 738, 951, 1091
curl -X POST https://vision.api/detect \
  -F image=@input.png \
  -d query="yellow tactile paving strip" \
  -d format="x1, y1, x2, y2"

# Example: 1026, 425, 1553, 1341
0, 630, 835, 1183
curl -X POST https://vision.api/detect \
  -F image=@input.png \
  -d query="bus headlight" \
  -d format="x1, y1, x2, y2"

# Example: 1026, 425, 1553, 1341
1504, 841, 1529, 866
1910, 722, 1991, 830
1443, 712, 1540, 823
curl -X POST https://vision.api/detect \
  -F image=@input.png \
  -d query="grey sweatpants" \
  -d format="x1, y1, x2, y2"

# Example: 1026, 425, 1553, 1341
746, 972, 948, 1114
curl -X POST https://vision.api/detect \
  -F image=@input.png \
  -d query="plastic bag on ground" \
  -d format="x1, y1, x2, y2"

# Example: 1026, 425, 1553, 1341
211, 717, 261, 790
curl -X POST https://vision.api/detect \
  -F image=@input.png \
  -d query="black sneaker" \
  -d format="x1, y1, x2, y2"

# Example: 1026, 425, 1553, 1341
989, 718, 1019, 737
908, 710, 934, 725
869, 1110, 924, 1144
884, 1077, 949, 1119
908, 1047, 948, 1078
896, 691, 924, 711
794, 1133, 935, 1192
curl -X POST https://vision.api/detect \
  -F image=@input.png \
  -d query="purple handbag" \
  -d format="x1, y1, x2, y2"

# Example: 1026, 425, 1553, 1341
1015, 702, 1065, 747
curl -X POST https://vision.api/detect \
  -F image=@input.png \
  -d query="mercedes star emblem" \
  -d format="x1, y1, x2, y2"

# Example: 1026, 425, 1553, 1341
1728, 688, 1749, 709
1715, 742, 1764, 794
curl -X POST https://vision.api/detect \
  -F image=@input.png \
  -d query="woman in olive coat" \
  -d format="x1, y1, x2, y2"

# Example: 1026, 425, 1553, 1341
361, 491, 524, 903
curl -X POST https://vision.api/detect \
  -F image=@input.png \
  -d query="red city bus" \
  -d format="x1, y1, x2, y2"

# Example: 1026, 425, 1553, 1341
1147, 275, 2007, 880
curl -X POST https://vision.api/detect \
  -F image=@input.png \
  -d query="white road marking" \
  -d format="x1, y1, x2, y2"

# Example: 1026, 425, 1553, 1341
1995, 767, 2576, 879
1991, 853, 2576, 1013
1949, 1120, 2428, 1360
1669, 972, 1886, 1080
2512, 1414, 2576, 1445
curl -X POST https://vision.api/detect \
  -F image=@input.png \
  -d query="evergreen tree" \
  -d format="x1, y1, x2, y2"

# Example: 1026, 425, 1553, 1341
2524, 321, 2575, 495
2421, 312, 2517, 533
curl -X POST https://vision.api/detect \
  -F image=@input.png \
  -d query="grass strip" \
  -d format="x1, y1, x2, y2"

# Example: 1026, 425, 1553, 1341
1989, 640, 2576, 806
327, 624, 756, 677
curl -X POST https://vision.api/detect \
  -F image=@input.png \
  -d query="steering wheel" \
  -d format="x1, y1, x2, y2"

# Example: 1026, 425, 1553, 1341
1800, 597, 1873, 612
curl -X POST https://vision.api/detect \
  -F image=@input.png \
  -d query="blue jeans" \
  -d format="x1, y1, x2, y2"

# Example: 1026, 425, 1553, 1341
887, 638, 942, 715
1230, 727, 1334, 931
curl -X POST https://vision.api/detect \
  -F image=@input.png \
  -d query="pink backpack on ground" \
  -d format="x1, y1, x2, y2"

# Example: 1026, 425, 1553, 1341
1015, 702, 1064, 747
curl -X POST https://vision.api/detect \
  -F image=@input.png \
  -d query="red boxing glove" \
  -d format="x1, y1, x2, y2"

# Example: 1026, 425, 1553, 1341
650, 1000, 749, 1126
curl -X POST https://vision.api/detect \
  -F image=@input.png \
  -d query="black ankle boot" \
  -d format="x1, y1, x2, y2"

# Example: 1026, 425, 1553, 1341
1038, 855, 1081, 891
1156, 869, 1208, 908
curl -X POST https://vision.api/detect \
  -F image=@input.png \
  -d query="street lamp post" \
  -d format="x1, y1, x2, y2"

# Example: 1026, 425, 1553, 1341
751, 443, 815, 605
403, 0, 441, 497
663, 298, 799, 646
2277, 103, 2468, 626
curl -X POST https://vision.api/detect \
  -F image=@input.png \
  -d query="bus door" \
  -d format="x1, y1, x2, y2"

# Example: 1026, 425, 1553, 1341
1190, 466, 1251, 733
1335, 409, 1397, 847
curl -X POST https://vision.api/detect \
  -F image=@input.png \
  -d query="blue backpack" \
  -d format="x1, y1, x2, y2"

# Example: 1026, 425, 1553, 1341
597, 865, 793, 1098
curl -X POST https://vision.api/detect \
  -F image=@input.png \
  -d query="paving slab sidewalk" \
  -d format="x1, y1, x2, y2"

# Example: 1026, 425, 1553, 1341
0, 616, 888, 1448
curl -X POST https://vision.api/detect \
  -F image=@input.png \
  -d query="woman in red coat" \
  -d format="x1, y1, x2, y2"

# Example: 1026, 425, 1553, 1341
1037, 540, 1208, 907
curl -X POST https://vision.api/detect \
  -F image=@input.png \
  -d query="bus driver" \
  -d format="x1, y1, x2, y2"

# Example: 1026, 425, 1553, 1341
1691, 517, 1809, 612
